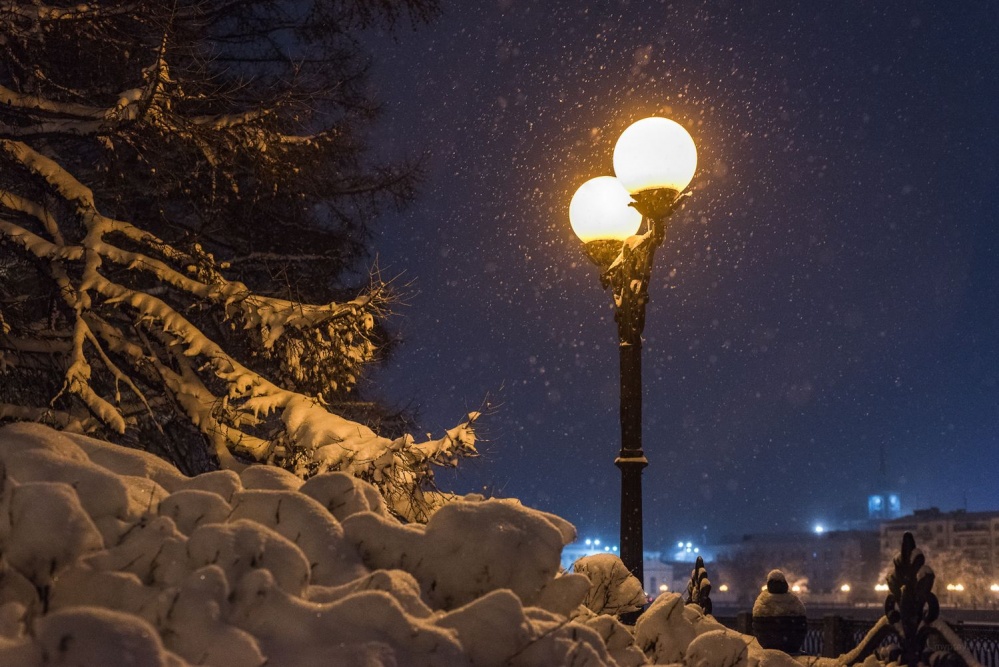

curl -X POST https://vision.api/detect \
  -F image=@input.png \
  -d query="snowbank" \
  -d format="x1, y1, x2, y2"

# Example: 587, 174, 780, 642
0, 423, 614, 666
0, 422, 838, 666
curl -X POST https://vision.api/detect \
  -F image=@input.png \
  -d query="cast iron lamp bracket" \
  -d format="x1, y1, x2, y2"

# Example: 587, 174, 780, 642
600, 187, 688, 347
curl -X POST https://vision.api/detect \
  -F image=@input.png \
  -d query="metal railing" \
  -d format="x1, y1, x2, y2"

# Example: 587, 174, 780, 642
707, 532, 998, 666
715, 614, 999, 666
948, 625, 999, 667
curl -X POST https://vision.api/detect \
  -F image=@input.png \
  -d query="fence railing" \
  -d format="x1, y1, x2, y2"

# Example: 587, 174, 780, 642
715, 614, 999, 666
948, 624, 999, 667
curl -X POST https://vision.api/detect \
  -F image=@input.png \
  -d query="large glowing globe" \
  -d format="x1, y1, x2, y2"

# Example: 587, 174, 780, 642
613, 117, 697, 194
568, 176, 642, 243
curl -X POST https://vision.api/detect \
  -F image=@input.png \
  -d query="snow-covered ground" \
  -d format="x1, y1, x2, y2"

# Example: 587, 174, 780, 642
0, 422, 972, 666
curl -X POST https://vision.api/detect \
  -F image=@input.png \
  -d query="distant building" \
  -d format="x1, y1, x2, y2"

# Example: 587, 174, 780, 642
868, 446, 902, 521
669, 540, 717, 564
868, 492, 902, 520
880, 508, 999, 580
645, 558, 674, 600
711, 530, 881, 606
560, 537, 620, 570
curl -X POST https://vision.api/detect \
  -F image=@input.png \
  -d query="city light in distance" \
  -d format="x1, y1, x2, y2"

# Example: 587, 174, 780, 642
840, 584, 851, 593
813, 524, 825, 535
875, 583, 889, 592
991, 584, 999, 592
718, 584, 729, 593
581, 538, 617, 552
946, 583, 965, 592
675, 541, 699, 555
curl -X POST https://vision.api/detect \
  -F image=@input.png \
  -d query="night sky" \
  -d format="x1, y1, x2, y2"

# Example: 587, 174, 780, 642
361, 1, 999, 547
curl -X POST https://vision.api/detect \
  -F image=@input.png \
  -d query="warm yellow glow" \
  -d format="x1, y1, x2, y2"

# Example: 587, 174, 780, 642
791, 584, 801, 593
613, 117, 697, 194
658, 584, 669, 592
718, 584, 729, 593
954, 583, 965, 592
991, 583, 999, 592
840, 584, 851, 593
568, 176, 643, 243
875, 583, 889, 592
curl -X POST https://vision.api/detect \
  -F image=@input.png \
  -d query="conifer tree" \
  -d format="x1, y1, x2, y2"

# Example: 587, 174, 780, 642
0, 0, 476, 520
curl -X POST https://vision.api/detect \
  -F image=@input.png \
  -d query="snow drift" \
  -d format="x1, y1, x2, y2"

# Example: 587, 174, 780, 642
0, 422, 625, 666
0, 422, 946, 667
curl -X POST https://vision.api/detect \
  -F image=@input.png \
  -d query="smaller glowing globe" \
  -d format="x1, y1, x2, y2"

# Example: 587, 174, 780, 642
613, 117, 697, 194
568, 176, 642, 243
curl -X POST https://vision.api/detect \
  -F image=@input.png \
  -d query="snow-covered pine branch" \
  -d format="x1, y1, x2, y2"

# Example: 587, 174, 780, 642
0, 0, 472, 520
0, 144, 476, 518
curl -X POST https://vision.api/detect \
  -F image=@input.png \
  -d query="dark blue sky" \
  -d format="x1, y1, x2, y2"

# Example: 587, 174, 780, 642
362, 1, 999, 546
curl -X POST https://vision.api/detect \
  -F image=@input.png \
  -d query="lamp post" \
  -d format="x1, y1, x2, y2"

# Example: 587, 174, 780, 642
569, 117, 697, 590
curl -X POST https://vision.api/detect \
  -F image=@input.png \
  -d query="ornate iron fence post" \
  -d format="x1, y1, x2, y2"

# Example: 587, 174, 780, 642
685, 555, 713, 615
884, 531, 941, 667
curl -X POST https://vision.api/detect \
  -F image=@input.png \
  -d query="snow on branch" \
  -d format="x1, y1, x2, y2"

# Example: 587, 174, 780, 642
0, 403, 91, 431
0, 0, 471, 521
0, 141, 476, 522
0, 83, 105, 119
2, 2, 141, 22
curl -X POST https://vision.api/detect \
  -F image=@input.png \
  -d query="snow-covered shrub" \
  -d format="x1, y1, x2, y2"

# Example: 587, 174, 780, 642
634, 592, 735, 664
573, 552, 648, 616
0, 422, 623, 666
687, 630, 751, 667
12, 422, 979, 667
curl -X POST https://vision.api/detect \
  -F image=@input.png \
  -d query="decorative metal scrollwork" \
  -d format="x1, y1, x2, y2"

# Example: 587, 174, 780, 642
882, 531, 941, 667
685, 555, 713, 615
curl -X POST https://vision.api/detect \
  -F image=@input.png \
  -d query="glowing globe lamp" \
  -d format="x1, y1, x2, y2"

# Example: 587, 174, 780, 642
569, 176, 642, 267
613, 117, 697, 194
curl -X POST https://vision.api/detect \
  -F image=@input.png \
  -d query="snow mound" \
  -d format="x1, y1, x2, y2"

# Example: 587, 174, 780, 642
0, 422, 833, 666
0, 423, 620, 666
574, 552, 648, 616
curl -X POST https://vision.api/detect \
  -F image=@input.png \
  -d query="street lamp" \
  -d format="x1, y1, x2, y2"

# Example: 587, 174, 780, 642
569, 117, 697, 589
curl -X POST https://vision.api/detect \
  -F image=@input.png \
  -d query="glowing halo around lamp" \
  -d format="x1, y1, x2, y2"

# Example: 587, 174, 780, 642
613, 117, 697, 194
569, 176, 643, 243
